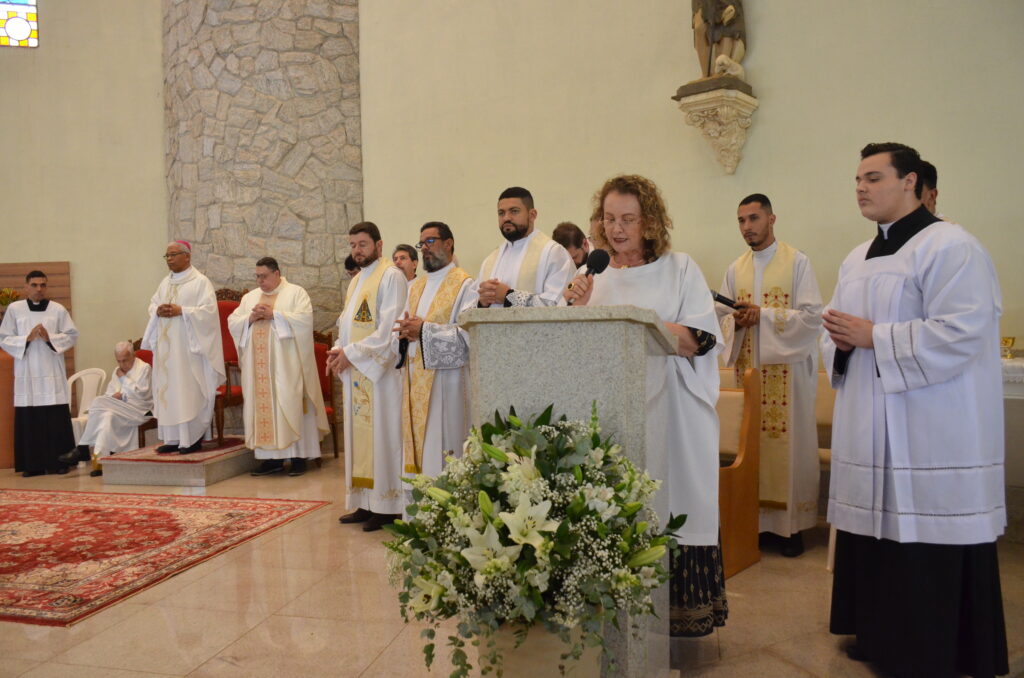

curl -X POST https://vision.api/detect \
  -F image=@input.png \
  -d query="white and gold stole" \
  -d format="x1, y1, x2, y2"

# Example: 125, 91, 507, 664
733, 241, 796, 509
251, 291, 280, 449
401, 267, 470, 474
344, 261, 392, 488
480, 231, 552, 293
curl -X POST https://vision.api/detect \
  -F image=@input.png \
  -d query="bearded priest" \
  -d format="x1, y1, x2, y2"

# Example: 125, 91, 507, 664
141, 241, 226, 454
328, 222, 408, 532
394, 222, 478, 498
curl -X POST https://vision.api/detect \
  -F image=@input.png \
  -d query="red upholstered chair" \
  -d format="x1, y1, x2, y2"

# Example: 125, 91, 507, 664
214, 298, 243, 445
313, 342, 339, 458
131, 342, 158, 448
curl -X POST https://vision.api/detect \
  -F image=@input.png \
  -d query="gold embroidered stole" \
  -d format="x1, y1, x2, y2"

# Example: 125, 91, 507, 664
733, 242, 796, 509
480, 231, 552, 293
401, 267, 471, 474
251, 292, 278, 448
343, 261, 392, 489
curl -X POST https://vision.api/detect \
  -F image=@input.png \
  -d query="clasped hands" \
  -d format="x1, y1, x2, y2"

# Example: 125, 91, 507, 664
26, 323, 50, 342
156, 303, 183, 318
732, 302, 760, 328
823, 309, 874, 351
393, 312, 423, 341
249, 303, 274, 323
477, 279, 511, 307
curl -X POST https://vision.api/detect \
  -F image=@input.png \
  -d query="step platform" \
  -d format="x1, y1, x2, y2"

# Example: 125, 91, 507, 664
101, 438, 254, 487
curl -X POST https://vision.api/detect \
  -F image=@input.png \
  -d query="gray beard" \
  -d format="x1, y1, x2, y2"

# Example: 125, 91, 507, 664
423, 254, 450, 273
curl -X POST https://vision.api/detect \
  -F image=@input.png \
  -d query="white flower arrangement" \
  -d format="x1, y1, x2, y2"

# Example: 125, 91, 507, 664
384, 405, 686, 677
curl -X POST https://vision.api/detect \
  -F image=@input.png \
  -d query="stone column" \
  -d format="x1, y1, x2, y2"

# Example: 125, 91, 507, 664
163, 0, 360, 331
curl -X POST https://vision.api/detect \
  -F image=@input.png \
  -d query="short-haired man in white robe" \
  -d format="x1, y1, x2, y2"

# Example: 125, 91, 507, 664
717, 193, 823, 557
476, 186, 576, 308
228, 256, 329, 477
393, 222, 477, 505
0, 270, 78, 477
141, 241, 226, 454
822, 143, 1007, 677
328, 221, 408, 532
60, 342, 154, 477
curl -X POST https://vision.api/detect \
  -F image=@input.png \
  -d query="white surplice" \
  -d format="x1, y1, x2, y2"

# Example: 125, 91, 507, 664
404, 262, 479, 477
584, 253, 723, 546
718, 242, 824, 536
335, 258, 408, 514
479, 230, 576, 307
141, 266, 226, 447
80, 358, 153, 455
821, 221, 1004, 545
0, 300, 78, 406
228, 279, 329, 460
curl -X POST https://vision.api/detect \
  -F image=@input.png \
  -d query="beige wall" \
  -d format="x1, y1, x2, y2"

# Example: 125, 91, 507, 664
361, 0, 1024, 336
0, 0, 166, 374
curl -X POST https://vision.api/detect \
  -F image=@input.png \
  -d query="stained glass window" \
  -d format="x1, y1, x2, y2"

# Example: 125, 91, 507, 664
0, 0, 38, 48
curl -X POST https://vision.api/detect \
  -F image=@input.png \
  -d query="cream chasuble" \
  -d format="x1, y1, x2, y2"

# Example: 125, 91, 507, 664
336, 258, 407, 514
718, 241, 823, 536
401, 264, 473, 475
228, 280, 328, 459
141, 267, 226, 447
478, 230, 576, 307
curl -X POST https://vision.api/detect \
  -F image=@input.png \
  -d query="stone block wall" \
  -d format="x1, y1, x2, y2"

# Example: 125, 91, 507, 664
163, 0, 360, 331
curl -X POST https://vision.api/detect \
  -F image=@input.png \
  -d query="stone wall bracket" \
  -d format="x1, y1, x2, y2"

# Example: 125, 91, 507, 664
672, 83, 758, 175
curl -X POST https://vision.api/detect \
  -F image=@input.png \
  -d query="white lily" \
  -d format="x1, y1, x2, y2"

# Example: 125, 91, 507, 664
409, 577, 445, 614
498, 499, 560, 549
460, 523, 522, 572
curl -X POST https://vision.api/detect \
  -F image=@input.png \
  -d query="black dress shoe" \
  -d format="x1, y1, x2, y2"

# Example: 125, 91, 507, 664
844, 643, 869, 662
362, 513, 399, 532
179, 440, 204, 454
58, 446, 91, 465
288, 458, 307, 476
339, 508, 372, 524
22, 470, 44, 478
54, 466, 70, 475
156, 443, 180, 454
251, 460, 285, 476
780, 532, 805, 558
90, 469, 103, 477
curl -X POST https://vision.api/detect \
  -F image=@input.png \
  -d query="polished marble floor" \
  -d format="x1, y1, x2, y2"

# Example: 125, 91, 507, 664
0, 458, 1021, 678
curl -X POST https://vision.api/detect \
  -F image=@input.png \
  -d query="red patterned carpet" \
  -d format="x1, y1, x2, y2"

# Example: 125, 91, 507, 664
0, 489, 328, 626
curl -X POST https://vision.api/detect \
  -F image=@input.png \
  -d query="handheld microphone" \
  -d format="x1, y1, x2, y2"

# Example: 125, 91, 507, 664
568, 249, 611, 305
584, 248, 610, 276
711, 290, 738, 309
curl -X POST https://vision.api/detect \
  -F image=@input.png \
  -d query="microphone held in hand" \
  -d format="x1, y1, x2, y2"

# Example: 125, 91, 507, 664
711, 290, 737, 309
568, 249, 611, 306
584, 249, 611, 276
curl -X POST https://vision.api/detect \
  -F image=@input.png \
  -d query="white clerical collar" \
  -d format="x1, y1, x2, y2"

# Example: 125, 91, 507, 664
426, 262, 455, 279
169, 266, 194, 282
752, 240, 777, 260
501, 228, 538, 254
878, 222, 895, 239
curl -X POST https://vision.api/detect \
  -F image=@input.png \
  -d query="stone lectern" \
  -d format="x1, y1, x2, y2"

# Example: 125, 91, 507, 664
460, 305, 677, 678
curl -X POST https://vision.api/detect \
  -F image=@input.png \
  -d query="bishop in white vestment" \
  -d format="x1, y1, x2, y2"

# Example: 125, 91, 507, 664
228, 259, 328, 476
717, 195, 823, 553
823, 144, 1006, 678
477, 187, 575, 308
329, 222, 408, 531
141, 242, 226, 453
394, 223, 478, 496
0, 271, 78, 476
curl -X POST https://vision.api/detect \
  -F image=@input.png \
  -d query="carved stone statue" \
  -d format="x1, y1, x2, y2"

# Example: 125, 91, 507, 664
692, 0, 746, 80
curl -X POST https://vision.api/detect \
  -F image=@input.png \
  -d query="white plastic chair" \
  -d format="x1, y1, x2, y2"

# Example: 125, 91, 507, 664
68, 368, 106, 444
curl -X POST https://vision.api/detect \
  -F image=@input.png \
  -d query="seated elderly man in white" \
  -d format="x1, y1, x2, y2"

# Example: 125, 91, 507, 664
60, 341, 154, 477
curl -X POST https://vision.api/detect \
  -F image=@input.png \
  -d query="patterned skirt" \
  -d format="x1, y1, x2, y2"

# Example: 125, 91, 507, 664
669, 542, 728, 637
